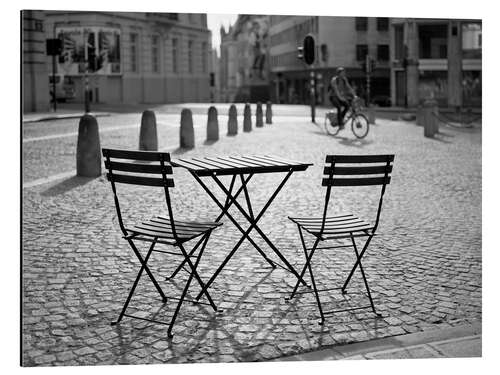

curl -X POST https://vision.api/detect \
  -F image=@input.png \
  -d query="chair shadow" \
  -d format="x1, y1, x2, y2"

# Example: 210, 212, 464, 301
40, 175, 96, 197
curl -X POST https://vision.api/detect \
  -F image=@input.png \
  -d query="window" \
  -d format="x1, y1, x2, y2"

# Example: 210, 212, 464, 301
462, 22, 482, 59
377, 45, 389, 61
376, 18, 389, 31
151, 35, 159, 73
201, 42, 208, 73
356, 44, 368, 61
172, 38, 178, 73
130, 33, 138, 72
394, 24, 404, 60
188, 40, 193, 74
418, 24, 448, 59
355, 17, 368, 31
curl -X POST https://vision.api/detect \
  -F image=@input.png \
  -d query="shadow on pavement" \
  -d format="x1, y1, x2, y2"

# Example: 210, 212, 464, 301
171, 147, 192, 155
40, 175, 96, 197
337, 137, 374, 148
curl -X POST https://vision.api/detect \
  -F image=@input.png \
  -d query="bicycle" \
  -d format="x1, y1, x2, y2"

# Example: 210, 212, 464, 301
324, 97, 370, 139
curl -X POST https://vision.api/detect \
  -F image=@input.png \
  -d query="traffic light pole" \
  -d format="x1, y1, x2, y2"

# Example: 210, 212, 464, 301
51, 54, 57, 112
310, 70, 316, 123
84, 62, 91, 113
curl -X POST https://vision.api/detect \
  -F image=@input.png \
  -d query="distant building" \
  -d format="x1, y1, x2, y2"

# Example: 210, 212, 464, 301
268, 16, 391, 106
208, 48, 220, 102
219, 15, 271, 102
23, 10, 50, 112
390, 18, 482, 107
23, 10, 213, 111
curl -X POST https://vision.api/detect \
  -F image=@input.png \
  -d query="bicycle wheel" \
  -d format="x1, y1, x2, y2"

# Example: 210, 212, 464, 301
324, 112, 341, 136
351, 113, 369, 139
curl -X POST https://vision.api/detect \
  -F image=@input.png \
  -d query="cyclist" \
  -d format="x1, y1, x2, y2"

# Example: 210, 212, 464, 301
328, 67, 356, 129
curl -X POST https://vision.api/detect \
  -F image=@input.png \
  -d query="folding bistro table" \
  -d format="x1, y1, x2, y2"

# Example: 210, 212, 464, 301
171, 154, 313, 300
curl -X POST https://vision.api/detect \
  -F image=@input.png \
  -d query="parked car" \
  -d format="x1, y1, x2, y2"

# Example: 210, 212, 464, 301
49, 74, 76, 102
371, 95, 391, 107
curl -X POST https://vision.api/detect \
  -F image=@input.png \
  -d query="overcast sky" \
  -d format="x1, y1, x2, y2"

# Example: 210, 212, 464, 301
207, 14, 238, 55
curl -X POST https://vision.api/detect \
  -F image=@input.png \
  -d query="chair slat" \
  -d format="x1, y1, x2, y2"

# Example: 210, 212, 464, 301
325, 155, 394, 164
322, 176, 391, 187
323, 165, 393, 176
105, 160, 172, 174
107, 173, 174, 187
102, 148, 170, 162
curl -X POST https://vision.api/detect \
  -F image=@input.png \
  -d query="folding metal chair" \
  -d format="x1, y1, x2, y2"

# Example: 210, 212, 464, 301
288, 154, 394, 325
102, 148, 222, 337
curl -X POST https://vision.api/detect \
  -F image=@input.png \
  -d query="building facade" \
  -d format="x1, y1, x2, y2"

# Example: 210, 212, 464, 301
269, 16, 391, 106
24, 11, 212, 109
390, 18, 482, 108
23, 10, 50, 112
219, 15, 271, 102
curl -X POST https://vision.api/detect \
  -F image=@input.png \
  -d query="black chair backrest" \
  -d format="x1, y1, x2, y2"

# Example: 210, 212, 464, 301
102, 148, 174, 188
322, 154, 394, 187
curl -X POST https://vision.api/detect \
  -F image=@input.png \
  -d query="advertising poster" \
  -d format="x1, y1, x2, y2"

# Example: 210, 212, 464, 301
55, 26, 121, 75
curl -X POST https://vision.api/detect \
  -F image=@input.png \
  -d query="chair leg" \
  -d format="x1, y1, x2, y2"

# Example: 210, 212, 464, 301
165, 234, 206, 280
167, 232, 213, 337
176, 232, 217, 311
344, 234, 380, 316
288, 227, 325, 325
112, 238, 164, 325
290, 228, 318, 298
127, 238, 167, 302
341, 234, 374, 293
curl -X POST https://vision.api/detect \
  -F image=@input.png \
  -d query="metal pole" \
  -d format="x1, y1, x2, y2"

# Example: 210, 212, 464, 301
366, 71, 371, 108
84, 62, 90, 113
52, 54, 57, 112
310, 70, 316, 123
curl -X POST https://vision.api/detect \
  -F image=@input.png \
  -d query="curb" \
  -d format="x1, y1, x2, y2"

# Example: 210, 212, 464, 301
276, 322, 481, 361
23, 112, 111, 123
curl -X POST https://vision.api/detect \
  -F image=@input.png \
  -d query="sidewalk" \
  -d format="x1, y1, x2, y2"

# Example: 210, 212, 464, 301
277, 323, 481, 361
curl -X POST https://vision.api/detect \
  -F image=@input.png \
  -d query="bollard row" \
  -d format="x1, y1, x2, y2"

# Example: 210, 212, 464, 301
75, 104, 275, 171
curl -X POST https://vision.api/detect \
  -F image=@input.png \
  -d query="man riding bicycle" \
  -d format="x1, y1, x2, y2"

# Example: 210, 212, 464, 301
328, 67, 356, 129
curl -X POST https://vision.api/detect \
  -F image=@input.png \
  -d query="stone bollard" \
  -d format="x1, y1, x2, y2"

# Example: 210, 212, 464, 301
206, 106, 219, 142
256, 102, 264, 127
180, 108, 195, 149
423, 99, 439, 138
139, 110, 158, 151
76, 114, 101, 177
227, 104, 238, 136
265, 101, 272, 124
416, 105, 424, 126
243, 103, 252, 132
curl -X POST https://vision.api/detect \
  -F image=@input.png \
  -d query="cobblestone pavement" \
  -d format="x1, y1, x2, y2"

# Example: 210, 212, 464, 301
22, 106, 481, 366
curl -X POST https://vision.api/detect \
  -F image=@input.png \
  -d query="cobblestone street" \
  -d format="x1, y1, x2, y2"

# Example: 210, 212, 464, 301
21, 105, 482, 366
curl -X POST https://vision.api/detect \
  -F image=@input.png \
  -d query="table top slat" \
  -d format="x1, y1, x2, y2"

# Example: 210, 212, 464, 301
229, 155, 272, 167
245, 155, 291, 167
190, 157, 227, 170
176, 158, 214, 170
172, 159, 208, 171
172, 155, 312, 176
262, 154, 311, 166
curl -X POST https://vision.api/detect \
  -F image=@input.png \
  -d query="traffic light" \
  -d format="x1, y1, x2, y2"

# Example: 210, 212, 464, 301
303, 35, 315, 65
297, 46, 304, 60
